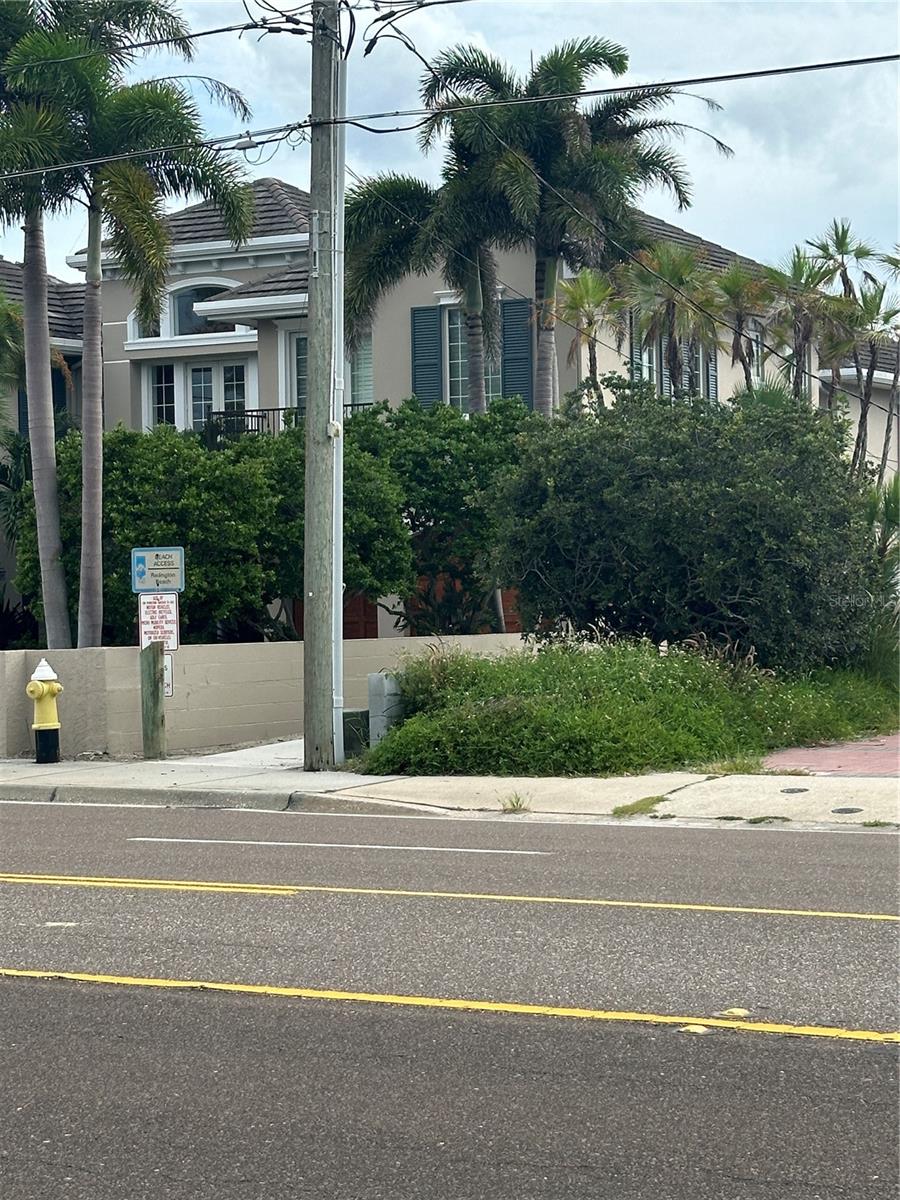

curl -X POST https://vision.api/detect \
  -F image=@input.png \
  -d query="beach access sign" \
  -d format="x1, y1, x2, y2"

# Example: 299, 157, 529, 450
131, 546, 185, 593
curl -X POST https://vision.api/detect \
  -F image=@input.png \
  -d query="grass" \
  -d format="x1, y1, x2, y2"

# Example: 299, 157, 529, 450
498, 791, 531, 813
612, 794, 667, 818
365, 642, 899, 778
862, 820, 898, 828
745, 814, 792, 825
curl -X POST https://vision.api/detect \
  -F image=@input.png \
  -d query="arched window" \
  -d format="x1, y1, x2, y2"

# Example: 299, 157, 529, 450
130, 278, 247, 340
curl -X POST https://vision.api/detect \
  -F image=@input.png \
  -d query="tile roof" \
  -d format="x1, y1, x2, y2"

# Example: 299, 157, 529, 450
0, 257, 84, 340
166, 176, 309, 244
635, 211, 763, 272
206, 263, 309, 304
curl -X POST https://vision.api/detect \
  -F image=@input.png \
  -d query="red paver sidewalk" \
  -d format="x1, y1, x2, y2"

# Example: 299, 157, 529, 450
764, 731, 900, 777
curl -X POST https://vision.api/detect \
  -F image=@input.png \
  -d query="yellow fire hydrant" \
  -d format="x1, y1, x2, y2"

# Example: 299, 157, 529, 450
26, 658, 63, 764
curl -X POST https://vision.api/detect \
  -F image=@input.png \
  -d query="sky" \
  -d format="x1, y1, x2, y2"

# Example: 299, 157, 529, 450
2, 0, 897, 282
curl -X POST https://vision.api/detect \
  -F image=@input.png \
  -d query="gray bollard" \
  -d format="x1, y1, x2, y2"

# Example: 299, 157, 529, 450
367, 672, 403, 746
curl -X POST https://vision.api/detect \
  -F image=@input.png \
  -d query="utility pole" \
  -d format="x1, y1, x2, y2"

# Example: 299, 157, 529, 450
304, 0, 346, 769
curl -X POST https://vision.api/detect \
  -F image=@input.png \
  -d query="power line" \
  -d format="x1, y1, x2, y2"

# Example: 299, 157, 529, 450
346, 52, 900, 126
9, 20, 266, 68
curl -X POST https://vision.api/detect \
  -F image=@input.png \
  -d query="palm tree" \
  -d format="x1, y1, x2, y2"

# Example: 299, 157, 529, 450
714, 261, 772, 392
877, 249, 900, 485
765, 248, 835, 401
555, 268, 625, 390
345, 171, 502, 415
0, 0, 192, 648
624, 243, 719, 396
809, 218, 881, 404
5, 17, 253, 645
843, 283, 900, 476
422, 42, 731, 416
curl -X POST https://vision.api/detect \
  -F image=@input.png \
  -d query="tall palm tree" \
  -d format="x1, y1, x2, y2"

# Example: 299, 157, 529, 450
877, 249, 900, 485
555, 268, 625, 389
0, 0, 192, 648
5, 18, 253, 646
842, 282, 900, 476
624, 243, 719, 396
809, 218, 881, 403
714, 261, 772, 392
422, 42, 731, 416
765, 248, 834, 401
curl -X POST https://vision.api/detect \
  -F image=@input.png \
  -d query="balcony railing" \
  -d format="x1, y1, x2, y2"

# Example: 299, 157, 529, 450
199, 403, 373, 445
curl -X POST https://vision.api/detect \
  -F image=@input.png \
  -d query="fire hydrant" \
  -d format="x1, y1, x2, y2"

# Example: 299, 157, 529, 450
26, 658, 63, 764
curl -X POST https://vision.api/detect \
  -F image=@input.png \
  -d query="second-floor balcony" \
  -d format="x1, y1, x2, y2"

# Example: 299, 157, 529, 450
199, 403, 373, 445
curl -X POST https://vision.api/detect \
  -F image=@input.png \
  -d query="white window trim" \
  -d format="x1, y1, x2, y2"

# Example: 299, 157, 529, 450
141, 357, 258, 431
126, 276, 253, 343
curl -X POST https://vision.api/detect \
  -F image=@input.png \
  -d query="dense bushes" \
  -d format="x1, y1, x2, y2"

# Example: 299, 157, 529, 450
492, 378, 879, 671
366, 644, 898, 776
15, 425, 412, 644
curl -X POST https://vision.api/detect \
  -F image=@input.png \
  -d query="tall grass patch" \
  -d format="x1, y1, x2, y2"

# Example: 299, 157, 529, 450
366, 643, 898, 776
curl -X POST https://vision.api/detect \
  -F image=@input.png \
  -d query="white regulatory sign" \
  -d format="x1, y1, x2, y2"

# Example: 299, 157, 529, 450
163, 652, 174, 698
139, 591, 180, 652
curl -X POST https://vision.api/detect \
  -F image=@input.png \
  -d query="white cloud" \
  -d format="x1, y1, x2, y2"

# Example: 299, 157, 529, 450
1, 0, 896, 280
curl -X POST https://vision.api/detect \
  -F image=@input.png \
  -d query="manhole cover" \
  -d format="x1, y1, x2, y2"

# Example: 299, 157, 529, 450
831, 807, 863, 814
780, 787, 808, 794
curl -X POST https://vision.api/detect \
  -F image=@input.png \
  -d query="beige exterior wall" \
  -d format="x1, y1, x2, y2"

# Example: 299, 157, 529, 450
0, 634, 522, 759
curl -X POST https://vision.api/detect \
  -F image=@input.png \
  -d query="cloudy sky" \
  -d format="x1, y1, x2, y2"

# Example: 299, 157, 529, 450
2, 0, 897, 281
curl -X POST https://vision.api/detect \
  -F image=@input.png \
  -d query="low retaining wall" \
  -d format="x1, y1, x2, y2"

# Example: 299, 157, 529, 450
0, 634, 523, 760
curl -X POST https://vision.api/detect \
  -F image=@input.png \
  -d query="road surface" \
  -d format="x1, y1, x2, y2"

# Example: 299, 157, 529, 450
1, 800, 897, 1199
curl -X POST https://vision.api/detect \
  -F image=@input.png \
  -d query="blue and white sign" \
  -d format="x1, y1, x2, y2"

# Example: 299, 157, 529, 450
131, 546, 185, 593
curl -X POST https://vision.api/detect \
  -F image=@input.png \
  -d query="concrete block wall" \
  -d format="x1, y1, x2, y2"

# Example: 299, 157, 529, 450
0, 633, 523, 760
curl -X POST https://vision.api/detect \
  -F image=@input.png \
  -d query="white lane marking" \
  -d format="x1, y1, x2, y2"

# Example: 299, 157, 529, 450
44, 921, 78, 928
127, 836, 549, 856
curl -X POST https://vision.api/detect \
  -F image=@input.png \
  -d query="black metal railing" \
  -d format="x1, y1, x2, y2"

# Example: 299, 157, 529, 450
200, 403, 373, 445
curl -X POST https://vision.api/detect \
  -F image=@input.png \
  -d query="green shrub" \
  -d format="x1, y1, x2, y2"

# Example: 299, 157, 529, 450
492, 377, 879, 672
366, 644, 898, 776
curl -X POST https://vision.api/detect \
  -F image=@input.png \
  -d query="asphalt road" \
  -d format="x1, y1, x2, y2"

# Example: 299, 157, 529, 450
1, 800, 898, 1199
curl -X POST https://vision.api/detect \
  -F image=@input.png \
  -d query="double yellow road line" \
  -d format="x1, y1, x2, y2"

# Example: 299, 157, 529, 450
1, 871, 897, 922
2, 871, 897, 1044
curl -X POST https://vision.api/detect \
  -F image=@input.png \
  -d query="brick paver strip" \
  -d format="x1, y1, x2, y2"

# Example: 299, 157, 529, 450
764, 732, 900, 777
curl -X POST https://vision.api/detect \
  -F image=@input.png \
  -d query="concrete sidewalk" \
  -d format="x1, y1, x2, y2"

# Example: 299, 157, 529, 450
1, 738, 897, 826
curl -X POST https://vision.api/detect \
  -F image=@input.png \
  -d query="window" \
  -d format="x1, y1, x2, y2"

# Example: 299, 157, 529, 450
447, 308, 501, 412
750, 321, 765, 382
628, 310, 655, 385
191, 366, 214, 429
223, 364, 246, 413
174, 286, 237, 337
294, 335, 308, 413
152, 364, 175, 425
350, 331, 374, 410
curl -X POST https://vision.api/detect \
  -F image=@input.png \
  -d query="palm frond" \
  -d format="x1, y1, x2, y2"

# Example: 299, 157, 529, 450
529, 37, 628, 96
100, 160, 170, 330
421, 45, 519, 105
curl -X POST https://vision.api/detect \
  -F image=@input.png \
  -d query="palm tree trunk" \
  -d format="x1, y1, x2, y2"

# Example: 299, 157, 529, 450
667, 309, 683, 395
462, 262, 486, 415
77, 200, 104, 645
877, 343, 900, 485
22, 206, 71, 649
851, 344, 878, 476
792, 323, 806, 401
534, 253, 558, 418
587, 339, 598, 386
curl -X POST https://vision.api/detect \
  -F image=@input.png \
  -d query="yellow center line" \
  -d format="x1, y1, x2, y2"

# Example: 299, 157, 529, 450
0, 873, 294, 896
0, 871, 897, 922
1, 967, 897, 1044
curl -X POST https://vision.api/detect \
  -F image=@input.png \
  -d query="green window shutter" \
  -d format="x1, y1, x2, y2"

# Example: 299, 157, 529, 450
501, 297, 534, 408
705, 346, 718, 400
410, 305, 443, 408
659, 335, 672, 397
629, 308, 642, 381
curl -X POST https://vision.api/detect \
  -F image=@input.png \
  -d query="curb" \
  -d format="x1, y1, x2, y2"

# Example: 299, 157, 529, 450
0, 783, 297, 811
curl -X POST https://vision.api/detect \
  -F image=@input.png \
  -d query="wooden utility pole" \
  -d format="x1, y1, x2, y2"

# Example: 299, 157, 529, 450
139, 640, 166, 760
304, 0, 345, 769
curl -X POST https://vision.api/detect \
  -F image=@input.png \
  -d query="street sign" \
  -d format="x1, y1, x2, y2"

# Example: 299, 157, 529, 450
131, 546, 185, 593
163, 652, 174, 698
139, 591, 180, 652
